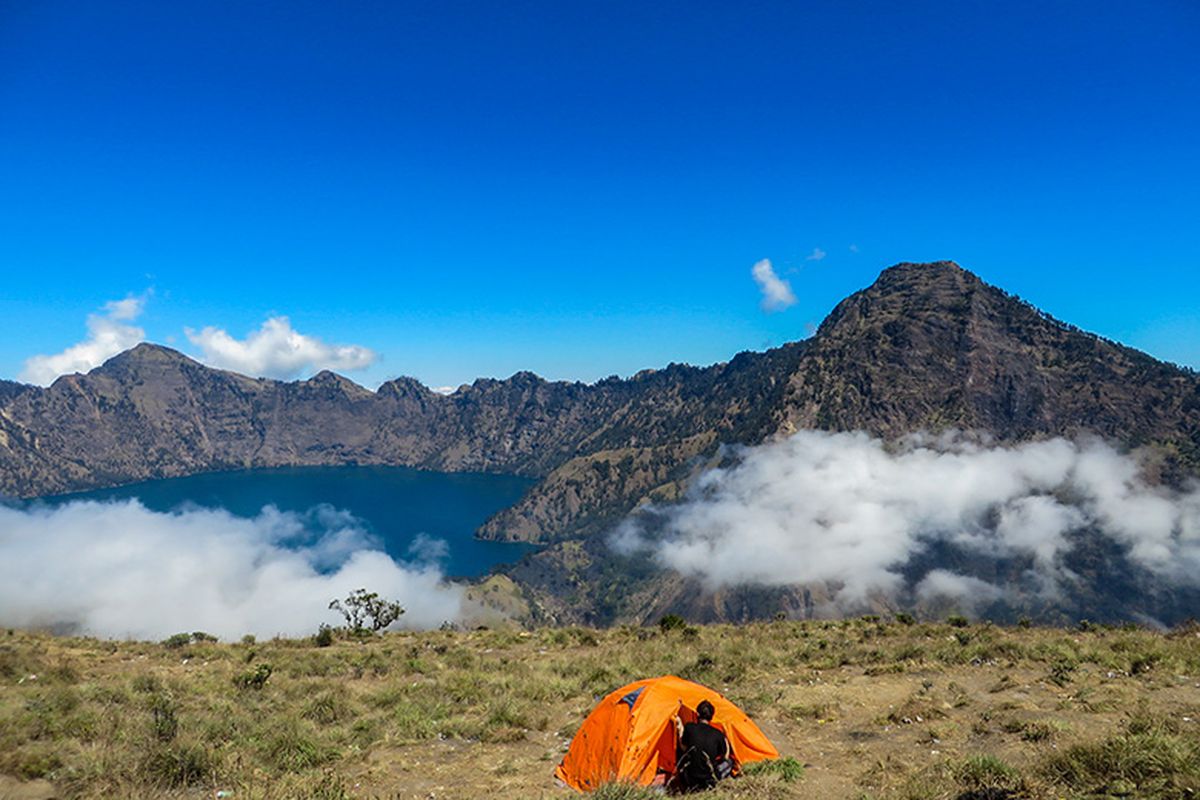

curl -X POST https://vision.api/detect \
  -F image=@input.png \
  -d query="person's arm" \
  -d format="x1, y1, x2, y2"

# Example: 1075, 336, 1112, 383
673, 715, 684, 741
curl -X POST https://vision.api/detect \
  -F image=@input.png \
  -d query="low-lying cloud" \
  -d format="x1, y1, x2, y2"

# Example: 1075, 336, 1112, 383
185, 316, 377, 380
0, 500, 463, 639
751, 258, 797, 312
612, 431, 1200, 612
20, 296, 148, 385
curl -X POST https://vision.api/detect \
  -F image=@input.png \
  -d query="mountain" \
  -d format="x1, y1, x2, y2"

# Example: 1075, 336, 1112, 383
505, 263, 1200, 625
780, 262, 1199, 452
2, 262, 1198, 624
0, 348, 798, 499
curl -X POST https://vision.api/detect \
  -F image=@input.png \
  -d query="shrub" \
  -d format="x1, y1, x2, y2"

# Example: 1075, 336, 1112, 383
233, 663, 272, 690
1020, 720, 1058, 742
314, 624, 335, 648
955, 754, 1024, 794
302, 690, 350, 725
263, 725, 333, 773
947, 614, 970, 628
659, 614, 687, 632
1130, 651, 1161, 675
141, 743, 215, 787
305, 771, 350, 800
1048, 659, 1076, 687
0, 646, 25, 680
571, 627, 599, 646
132, 673, 163, 694
161, 633, 192, 649
149, 694, 178, 743
895, 612, 917, 626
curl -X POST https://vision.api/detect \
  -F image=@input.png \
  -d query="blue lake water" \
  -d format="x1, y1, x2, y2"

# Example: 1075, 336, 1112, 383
38, 466, 538, 579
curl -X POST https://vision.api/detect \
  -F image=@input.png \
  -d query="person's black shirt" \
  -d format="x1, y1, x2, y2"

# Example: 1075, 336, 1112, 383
677, 721, 729, 790
681, 721, 728, 760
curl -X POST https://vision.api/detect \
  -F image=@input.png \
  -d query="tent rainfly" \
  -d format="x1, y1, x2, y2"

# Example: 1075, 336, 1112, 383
555, 674, 779, 791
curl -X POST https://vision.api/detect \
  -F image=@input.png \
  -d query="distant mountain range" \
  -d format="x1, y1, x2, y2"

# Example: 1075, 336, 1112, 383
3, 262, 1198, 625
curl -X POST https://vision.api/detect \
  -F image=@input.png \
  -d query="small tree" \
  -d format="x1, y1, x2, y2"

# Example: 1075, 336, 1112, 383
329, 588, 404, 634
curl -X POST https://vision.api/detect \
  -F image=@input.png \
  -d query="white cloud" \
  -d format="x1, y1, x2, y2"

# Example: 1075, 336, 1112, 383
185, 316, 377, 380
0, 500, 464, 639
612, 431, 1200, 612
915, 570, 1006, 610
806, 247, 826, 261
20, 295, 148, 385
849, 244, 860, 253
750, 258, 797, 313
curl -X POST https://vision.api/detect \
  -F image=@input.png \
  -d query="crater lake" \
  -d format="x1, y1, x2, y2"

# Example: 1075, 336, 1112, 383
33, 466, 538, 579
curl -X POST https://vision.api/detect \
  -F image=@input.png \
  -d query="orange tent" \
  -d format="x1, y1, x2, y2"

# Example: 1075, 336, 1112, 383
555, 675, 779, 792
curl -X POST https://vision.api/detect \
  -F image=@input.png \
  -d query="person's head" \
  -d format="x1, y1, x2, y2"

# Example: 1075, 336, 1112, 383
696, 700, 715, 722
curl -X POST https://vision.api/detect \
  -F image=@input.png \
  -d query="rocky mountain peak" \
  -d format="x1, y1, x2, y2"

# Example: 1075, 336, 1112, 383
85, 343, 200, 380
875, 259, 972, 283
306, 370, 363, 389
815, 260, 986, 338
110, 342, 193, 364
301, 370, 374, 401
378, 376, 435, 399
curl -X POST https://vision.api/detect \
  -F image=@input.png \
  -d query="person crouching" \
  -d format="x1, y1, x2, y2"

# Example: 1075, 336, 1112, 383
671, 699, 733, 792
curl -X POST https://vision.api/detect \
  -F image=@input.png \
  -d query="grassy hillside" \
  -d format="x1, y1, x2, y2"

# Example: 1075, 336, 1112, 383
2, 619, 1199, 799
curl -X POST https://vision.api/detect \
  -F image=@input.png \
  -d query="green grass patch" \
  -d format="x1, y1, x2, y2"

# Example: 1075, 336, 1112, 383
743, 756, 806, 783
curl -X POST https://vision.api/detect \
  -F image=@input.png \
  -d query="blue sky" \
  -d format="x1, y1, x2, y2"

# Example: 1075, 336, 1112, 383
2, 0, 1197, 388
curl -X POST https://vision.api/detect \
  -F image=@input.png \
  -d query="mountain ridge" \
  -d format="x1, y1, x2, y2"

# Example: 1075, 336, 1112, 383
3, 261, 1198, 625
2, 261, 1196, 503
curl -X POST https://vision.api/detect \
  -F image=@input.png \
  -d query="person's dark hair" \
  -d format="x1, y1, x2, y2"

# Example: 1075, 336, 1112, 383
696, 700, 715, 721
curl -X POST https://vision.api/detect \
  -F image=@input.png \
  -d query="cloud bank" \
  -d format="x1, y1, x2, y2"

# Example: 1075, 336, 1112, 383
750, 258, 797, 312
612, 431, 1200, 612
185, 316, 377, 380
20, 296, 147, 385
0, 500, 463, 639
